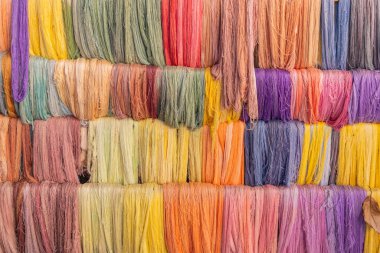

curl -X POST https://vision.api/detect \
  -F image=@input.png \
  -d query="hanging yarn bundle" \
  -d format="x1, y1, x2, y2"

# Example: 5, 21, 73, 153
256, 69, 291, 122
375, 0, 380, 69
11, 0, 29, 102
278, 186, 365, 252
62, 0, 80, 59
28, 0, 67, 59
202, 121, 245, 185
297, 123, 332, 186
188, 128, 203, 182
257, 0, 321, 69
318, 70, 352, 129
79, 184, 166, 253
1, 53, 18, 117
244, 121, 304, 186
325, 186, 366, 253
299, 186, 329, 252
215, 0, 258, 116
0, 0, 11, 52
0, 115, 26, 182
111, 64, 160, 120
278, 186, 329, 252
201, 0, 220, 67
138, 119, 202, 184
23, 182, 81, 253
290, 68, 322, 124
33, 117, 81, 183
222, 186, 280, 253
321, 0, 351, 70
294, 0, 321, 68
20, 57, 71, 124
163, 183, 223, 253
161, 0, 202, 67
364, 189, 380, 253
19, 58, 52, 124
348, 0, 377, 70
277, 186, 304, 252
337, 123, 380, 188
73, 0, 165, 65
203, 68, 240, 136
54, 58, 112, 120
158, 67, 204, 129
0, 53, 8, 115
0, 182, 18, 253
87, 118, 138, 185
349, 70, 380, 124
20, 57, 49, 123
328, 129, 340, 184
79, 184, 125, 253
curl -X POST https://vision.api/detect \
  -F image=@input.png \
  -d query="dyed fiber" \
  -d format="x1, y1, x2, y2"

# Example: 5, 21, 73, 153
256, 69, 291, 122
321, 0, 351, 70
0, 182, 18, 253
201, 0, 220, 67
319, 70, 352, 129
215, 0, 257, 113
349, 70, 380, 124
0, 115, 24, 182
0, 0, 11, 52
87, 117, 203, 185
79, 184, 166, 253
20, 57, 49, 124
257, 0, 321, 69
337, 124, 380, 188
28, 0, 67, 59
202, 121, 245, 185
328, 130, 340, 185
375, 0, 380, 69
29, 0, 67, 58
348, 0, 376, 70
325, 186, 366, 253
0, 53, 8, 115
161, 0, 202, 67
54, 59, 112, 120
62, 0, 80, 59
33, 117, 81, 183
138, 119, 202, 184
111, 64, 160, 120
244, 121, 304, 186
290, 68, 322, 124
11, 0, 29, 102
203, 68, 240, 137
300, 186, 329, 252
277, 186, 303, 252
297, 123, 332, 186
2, 54, 18, 117
23, 182, 81, 253
294, 0, 321, 68
73, 0, 165, 65
158, 67, 204, 129
87, 118, 138, 185
21, 123, 35, 182
278, 186, 329, 252
222, 185, 280, 253
290, 68, 321, 122
163, 183, 223, 253
188, 128, 203, 182
365, 189, 380, 253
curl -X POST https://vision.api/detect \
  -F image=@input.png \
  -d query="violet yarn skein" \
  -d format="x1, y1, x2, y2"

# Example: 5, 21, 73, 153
324, 186, 366, 253
256, 69, 291, 122
244, 120, 303, 186
11, 0, 29, 102
349, 70, 380, 123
